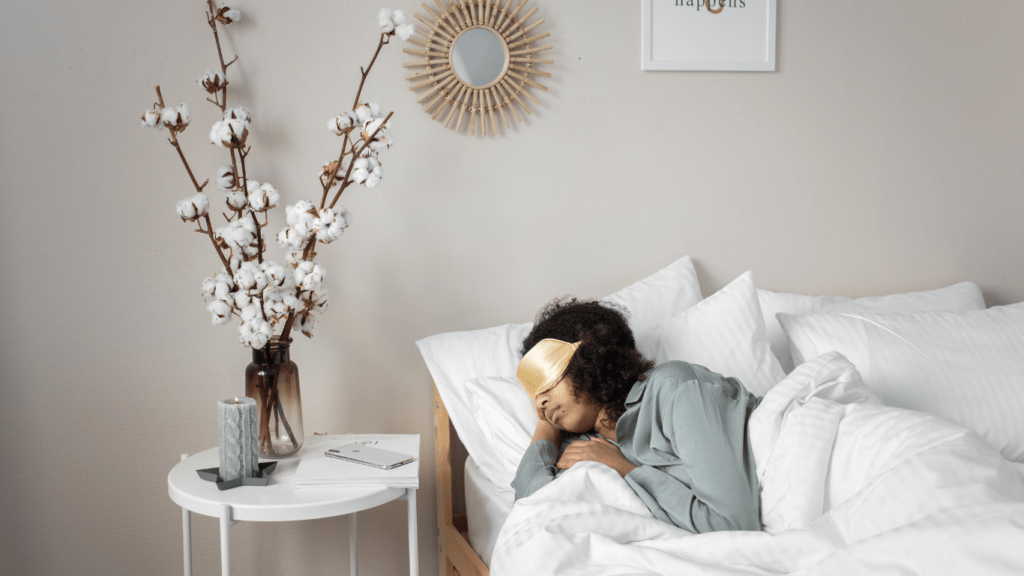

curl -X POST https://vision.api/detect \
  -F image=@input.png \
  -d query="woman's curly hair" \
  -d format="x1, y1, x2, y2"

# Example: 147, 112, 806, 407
520, 297, 654, 424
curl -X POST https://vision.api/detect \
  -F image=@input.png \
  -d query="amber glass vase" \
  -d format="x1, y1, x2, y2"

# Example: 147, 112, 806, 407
245, 336, 304, 458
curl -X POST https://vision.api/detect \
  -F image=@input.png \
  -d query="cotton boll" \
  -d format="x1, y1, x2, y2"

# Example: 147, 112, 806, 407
207, 301, 232, 325
368, 102, 382, 118
363, 117, 388, 138
362, 117, 392, 151
200, 70, 227, 94
378, 8, 395, 32
141, 109, 163, 129
262, 262, 293, 289
225, 191, 247, 211
234, 262, 267, 295
176, 193, 209, 221
313, 207, 349, 243
285, 201, 317, 241
276, 226, 310, 251
223, 9, 241, 23
286, 200, 316, 226
285, 250, 304, 268
161, 107, 178, 126
210, 119, 248, 148
248, 183, 279, 212
177, 103, 190, 126
240, 179, 259, 194
320, 158, 351, 187
361, 157, 384, 187
296, 313, 317, 338
328, 113, 357, 135
201, 276, 217, 297
350, 168, 368, 185
392, 9, 406, 25
293, 261, 325, 292
349, 157, 370, 184
233, 291, 251, 310
216, 165, 236, 190
214, 279, 234, 303
240, 303, 262, 323
283, 294, 300, 311
309, 286, 329, 314
223, 107, 250, 123
176, 198, 197, 221
161, 103, 190, 131
354, 105, 374, 124
396, 24, 415, 41
216, 219, 258, 256
239, 319, 273, 349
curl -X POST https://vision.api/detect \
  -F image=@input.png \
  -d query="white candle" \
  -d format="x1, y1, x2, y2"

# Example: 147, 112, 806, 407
218, 396, 259, 481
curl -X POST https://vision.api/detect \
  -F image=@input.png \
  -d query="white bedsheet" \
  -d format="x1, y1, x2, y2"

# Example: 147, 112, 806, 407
491, 352, 1024, 575
464, 455, 513, 566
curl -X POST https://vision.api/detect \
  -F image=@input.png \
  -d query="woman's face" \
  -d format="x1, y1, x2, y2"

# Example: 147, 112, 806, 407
534, 376, 602, 434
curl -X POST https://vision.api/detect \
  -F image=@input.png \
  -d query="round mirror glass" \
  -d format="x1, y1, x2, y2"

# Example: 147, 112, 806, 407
451, 27, 507, 88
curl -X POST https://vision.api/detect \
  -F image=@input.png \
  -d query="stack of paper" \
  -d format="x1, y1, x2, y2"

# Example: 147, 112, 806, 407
293, 433, 420, 489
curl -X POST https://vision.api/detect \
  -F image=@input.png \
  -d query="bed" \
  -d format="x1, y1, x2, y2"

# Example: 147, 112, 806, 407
420, 256, 1024, 576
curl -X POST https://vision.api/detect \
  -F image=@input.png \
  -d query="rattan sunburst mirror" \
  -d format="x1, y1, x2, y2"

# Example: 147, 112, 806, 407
403, 0, 553, 135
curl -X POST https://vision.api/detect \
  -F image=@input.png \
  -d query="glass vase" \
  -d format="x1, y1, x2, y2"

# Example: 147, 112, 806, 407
245, 336, 304, 458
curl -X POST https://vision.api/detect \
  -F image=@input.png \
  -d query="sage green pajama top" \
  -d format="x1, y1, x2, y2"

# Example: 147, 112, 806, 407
511, 360, 763, 534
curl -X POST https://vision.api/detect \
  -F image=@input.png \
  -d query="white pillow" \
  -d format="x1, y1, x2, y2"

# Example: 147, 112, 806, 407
637, 271, 786, 397
416, 256, 703, 486
464, 376, 537, 493
759, 282, 985, 374
778, 302, 1024, 463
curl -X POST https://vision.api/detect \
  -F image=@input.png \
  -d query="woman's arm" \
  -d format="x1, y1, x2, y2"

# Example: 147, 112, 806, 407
511, 411, 563, 500
624, 376, 761, 533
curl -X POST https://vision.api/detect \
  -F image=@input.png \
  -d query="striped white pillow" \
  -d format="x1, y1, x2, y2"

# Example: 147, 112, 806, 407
778, 303, 1024, 463
758, 282, 986, 374
636, 271, 786, 397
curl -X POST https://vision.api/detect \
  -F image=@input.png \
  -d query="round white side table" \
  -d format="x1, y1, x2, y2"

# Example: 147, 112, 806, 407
168, 436, 418, 576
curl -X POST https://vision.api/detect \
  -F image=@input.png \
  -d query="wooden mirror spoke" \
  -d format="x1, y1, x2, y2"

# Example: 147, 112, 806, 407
405, 0, 552, 135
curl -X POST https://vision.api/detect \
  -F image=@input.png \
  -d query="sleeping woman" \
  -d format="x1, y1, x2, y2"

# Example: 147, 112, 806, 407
512, 297, 763, 534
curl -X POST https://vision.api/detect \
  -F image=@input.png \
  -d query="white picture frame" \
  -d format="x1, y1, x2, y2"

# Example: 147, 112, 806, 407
641, 0, 777, 71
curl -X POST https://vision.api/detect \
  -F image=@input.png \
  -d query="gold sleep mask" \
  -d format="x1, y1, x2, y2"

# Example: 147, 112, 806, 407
517, 338, 581, 398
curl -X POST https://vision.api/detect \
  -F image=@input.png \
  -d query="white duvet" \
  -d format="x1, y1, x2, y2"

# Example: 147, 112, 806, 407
490, 352, 1024, 575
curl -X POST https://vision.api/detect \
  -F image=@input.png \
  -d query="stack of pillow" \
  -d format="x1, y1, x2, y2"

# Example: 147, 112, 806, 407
768, 286, 1024, 465
417, 256, 1024, 495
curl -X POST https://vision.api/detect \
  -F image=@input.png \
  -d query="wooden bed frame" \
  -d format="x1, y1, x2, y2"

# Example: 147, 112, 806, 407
434, 384, 490, 576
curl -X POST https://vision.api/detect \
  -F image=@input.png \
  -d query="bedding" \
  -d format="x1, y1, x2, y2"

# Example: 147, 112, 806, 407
418, 256, 702, 487
758, 282, 985, 373
778, 302, 1024, 463
489, 352, 1024, 576
464, 455, 514, 567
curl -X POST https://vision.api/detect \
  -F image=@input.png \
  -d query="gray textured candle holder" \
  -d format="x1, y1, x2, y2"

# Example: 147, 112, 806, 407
196, 461, 278, 491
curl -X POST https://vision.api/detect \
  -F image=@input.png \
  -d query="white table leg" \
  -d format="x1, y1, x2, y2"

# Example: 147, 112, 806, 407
349, 512, 358, 576
407, 488, 418, 576
220, 504, 233, 576
180, 454, 192, 576
182, 507, 192, 576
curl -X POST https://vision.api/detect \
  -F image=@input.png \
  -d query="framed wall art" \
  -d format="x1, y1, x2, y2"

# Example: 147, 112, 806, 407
641, 0, 777, 71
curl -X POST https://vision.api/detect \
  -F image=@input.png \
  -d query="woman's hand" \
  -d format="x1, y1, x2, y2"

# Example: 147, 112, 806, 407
556, 437, 637, 478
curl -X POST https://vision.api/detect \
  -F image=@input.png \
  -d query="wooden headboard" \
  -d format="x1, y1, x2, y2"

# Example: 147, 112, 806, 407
434, 384, 489, 576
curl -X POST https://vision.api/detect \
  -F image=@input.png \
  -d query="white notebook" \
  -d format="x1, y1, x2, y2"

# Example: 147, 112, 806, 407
293, 433, 420, 489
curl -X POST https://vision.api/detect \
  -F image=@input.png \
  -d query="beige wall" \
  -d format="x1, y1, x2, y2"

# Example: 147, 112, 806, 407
1, 1, 1022, 574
